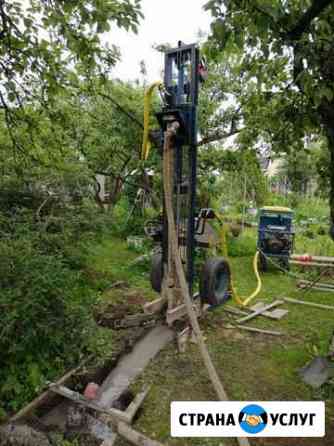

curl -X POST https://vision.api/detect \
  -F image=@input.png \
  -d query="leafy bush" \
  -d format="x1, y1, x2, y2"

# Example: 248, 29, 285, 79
226, 229, 257, 257
111, 197, 150, 237
0, 237, 96, 413
0, 190, 119, 416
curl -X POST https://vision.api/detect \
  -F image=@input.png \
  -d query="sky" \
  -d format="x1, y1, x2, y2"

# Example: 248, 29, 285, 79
109, 0, 212, 82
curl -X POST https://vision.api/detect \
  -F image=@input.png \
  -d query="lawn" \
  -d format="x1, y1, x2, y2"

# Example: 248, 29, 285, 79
85, 232, 334, 446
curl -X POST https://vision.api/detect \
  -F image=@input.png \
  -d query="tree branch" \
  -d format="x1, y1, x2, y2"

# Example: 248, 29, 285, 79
98, 92, 144, 129
286, 0, 333, 41
198, 129, 240, 146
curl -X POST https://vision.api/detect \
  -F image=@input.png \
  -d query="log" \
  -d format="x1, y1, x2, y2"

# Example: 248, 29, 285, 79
284, 297, 334, 310
236, 301, 284, 324
10, 356, 92, 422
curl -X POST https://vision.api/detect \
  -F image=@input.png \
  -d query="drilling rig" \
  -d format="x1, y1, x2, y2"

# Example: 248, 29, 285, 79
148, 42, 232, 308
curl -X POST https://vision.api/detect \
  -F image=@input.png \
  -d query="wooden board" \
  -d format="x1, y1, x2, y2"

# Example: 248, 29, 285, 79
237, 301, 284, 324
250, 302, 288, 320
10, 356, 92, 422
284, 297, 334, 310
143, 297, 167, 314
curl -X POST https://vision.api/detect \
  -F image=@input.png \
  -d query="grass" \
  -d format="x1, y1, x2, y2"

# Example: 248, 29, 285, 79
84, 236, 156, 294
83, 232, 334, 446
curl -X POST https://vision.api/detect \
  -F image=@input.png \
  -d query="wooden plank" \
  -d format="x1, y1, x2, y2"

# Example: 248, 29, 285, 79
101, 386, 150, 446
298, 279, 334, 288
117, 421, 167, 446
237, 301, 284, 324
49, 384, 130, 424
298, 284, 334, 292
225, 304, 288, 321
10, 356, 92, 422
166, 304, 187, 325
250, 302, 288, 320
224, 306, 249, 316
292, 254, 334, 263
126, 386, 150, 423
177, 327, 191, 353
290, 260, 334, 268
307, 286, 334, 293
143, 297, 167, 314
235, 325, 282, 336
284, 297, 334, 310
269, 309, 289, 320
113, 313, 157, 329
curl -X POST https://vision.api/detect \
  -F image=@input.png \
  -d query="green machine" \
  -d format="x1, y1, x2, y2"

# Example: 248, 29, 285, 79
257, 206, 295, 271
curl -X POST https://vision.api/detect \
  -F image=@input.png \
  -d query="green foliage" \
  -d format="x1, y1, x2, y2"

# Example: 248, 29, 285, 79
0, 0, 149, 421
0, 0, 142, 108
0, 239, 95, 412
209, 149, 268, 210
203, 0, 334, 222
0, 179, 118, 414
111, 197, 144, 237
226, 229, 257, 257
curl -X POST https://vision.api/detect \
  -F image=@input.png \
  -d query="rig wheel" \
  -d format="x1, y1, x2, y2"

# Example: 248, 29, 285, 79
199, 257, 231, 306
150, 252, 163, 293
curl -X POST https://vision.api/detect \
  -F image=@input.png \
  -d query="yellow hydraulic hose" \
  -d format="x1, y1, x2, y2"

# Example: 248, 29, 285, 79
242, 251, 261, 307
141, 81, 163, 161
219, 224, 262, 307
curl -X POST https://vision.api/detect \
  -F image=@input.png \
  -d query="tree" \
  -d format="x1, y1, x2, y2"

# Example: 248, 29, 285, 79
73, 80, 147, 208
0, 77, 152, 208
0, 0, 142, 156
204, 0, 334, 233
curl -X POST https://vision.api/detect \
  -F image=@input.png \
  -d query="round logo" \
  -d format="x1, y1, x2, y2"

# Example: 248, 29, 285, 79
239, 404, 268, 434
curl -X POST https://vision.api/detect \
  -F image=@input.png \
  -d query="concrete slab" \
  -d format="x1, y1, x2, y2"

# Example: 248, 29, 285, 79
97, 325, 174, 408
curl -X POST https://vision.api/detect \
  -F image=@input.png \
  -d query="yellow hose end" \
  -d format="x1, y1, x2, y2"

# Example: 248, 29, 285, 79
241, 251, 262, 307
141, 81, 163, 161
218, 220, 262, 308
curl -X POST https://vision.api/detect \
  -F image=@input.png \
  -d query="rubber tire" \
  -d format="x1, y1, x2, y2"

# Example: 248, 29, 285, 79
150, 253, 163, 293
258, 252, 268, 272
199, 257, 231, 306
